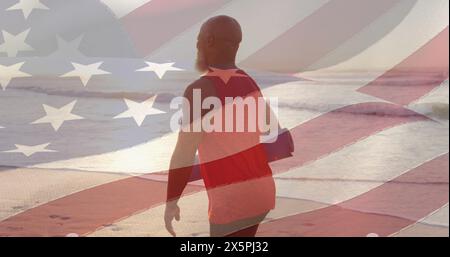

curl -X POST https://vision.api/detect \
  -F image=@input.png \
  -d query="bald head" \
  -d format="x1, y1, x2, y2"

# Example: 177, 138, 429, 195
200, 15, 242, 44
196, 16, 242, 72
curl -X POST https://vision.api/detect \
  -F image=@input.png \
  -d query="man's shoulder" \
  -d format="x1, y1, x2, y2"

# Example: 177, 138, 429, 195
183, 76, 217, 99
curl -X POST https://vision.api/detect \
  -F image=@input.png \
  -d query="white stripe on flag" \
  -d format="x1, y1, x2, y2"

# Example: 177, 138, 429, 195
416, 204, 449, 228
301, 0, 449, 77
407, 79, 449, 123
100, 0, 152, 18
391, 204, 449, 236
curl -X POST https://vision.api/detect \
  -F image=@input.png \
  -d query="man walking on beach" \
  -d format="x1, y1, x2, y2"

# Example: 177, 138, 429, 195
165, 15, 277, 237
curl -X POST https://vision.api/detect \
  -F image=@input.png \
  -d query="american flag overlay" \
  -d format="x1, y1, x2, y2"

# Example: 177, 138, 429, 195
0, 0, 448, 237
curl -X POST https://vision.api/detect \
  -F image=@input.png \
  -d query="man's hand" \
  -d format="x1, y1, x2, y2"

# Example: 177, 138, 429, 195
164, 202, 180, 237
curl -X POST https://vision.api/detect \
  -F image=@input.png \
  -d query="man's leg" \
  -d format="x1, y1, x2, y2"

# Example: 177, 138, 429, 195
225, 224, 260, 237
209, 212, 268, 237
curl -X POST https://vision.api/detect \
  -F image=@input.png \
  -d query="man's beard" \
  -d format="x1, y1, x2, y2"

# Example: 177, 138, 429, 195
195, 51, 209, 73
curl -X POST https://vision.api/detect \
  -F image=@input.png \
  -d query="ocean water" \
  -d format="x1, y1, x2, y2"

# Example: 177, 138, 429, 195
0, 71, 448, 174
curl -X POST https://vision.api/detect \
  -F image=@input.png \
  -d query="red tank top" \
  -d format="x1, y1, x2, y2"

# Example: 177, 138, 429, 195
198, 69, 276, 224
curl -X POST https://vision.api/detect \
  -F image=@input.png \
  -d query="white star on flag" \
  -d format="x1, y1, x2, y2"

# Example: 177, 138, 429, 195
49, 35, 85, 58
0, 29, 34, 57
114, 96, 165, 126
205, 67, 248, 84
6, 0, 50, 19
3, 143, 56, 157
136, 62, 184, 79
31, 100, 84, 131
60, 62, 110, 87
0, 62, 31, 90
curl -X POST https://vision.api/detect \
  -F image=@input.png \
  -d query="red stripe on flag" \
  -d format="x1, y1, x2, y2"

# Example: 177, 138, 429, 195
0, 178, 203, 236
256, 153, 449, 236
121, 0, 231, 57
358, 27, 449, 106
239, 0, 400, 73
0, 103, 426, 236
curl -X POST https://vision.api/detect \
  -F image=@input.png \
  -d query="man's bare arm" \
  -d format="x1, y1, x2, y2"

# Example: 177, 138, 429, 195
164, 78, 215, 236
166, 130, 202, 204
166, 78, 216, 202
